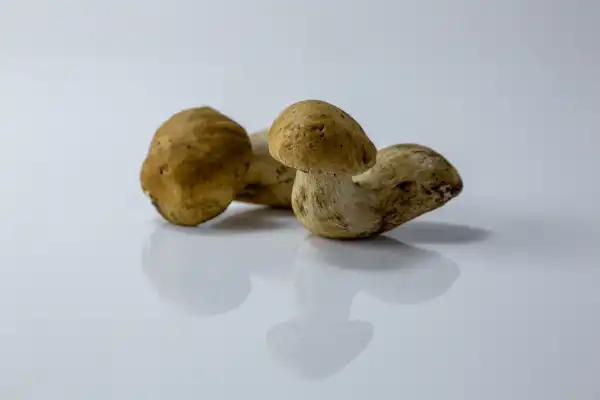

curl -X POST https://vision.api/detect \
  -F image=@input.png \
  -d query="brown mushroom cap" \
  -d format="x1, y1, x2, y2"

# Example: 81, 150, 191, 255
268, 100, 377, 175
140, 107, 252, 226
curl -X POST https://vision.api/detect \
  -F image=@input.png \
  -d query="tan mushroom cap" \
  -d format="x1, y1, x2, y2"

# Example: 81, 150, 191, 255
268, 100, 377, 175
140, 107, 252, 226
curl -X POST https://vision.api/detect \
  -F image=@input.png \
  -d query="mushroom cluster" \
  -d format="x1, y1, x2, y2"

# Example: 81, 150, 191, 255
140, 100, 463, 239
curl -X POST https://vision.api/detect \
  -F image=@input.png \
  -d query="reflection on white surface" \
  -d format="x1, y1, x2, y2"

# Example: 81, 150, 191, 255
267, 236, 460, 380
136, 204, 600, 397
300, 236, 461, 304
141, 207, 298, 315
142, 225, 252, 316
142, 211, 460, 381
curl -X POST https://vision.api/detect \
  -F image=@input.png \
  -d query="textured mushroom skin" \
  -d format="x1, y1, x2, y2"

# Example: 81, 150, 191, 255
290, 144, 463, 239
292, 171, 380, 239
268, 100, 377, 175
354, 144, 463, 233
140, 107, 252, 226
235, 130, 296, 208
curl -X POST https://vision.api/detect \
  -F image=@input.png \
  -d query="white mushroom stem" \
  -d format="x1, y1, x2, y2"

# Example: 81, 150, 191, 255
234, 130, 295, 208
292, 171, 381, 239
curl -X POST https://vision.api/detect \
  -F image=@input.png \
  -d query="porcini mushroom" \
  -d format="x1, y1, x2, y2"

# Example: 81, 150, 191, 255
268, 100, 463, 239
140, 107, 252, 226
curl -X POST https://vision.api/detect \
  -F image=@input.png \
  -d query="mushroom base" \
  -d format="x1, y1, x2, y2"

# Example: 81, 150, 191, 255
291, 171, 381, 239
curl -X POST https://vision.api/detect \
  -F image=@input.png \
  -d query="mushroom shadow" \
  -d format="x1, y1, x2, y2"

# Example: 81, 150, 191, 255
266, 235, 460, 380
388, 220, 492, 244
149, 206, 299, 236
208, 206, 297, 232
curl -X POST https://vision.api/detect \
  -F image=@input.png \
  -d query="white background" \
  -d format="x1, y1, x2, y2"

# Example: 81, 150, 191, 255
1, 0, 599, 399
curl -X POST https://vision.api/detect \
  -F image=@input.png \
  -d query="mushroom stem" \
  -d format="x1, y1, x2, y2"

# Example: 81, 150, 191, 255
234, 129, 296, 208
292, 171, 381, 239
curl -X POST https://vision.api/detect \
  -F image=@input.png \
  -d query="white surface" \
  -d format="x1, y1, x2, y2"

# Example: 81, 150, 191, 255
2, 0, 600, 399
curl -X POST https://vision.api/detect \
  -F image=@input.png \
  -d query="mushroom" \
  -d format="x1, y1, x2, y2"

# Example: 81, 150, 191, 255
268, 100, 464, 239
140, 107, 252, 226
234, 129, 296, 208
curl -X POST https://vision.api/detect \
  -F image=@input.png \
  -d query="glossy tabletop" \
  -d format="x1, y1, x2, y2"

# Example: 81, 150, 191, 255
3, 0, 600, 398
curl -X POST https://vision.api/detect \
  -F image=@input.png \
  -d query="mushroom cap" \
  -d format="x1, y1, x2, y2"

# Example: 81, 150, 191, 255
140, 107, 252, 226
268, 100, 377, 175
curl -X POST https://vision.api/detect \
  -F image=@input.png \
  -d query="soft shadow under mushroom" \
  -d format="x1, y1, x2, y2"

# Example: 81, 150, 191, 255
266, 235, 460, 380
390, 221, 492, 244
208, 206, 297, 232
